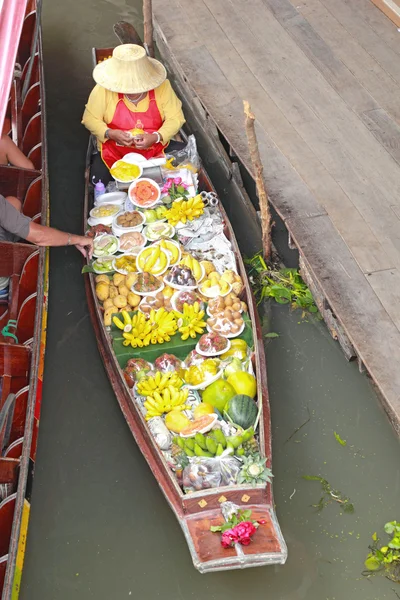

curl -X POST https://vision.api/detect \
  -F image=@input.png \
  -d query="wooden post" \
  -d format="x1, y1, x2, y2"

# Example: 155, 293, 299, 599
143, 0, 155, 58
243, 101, 272, 261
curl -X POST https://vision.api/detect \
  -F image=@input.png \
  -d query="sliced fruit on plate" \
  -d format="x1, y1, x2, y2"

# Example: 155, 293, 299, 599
179, 255, 203, 281
180, 413, 218, 437
137, 246, 169, 276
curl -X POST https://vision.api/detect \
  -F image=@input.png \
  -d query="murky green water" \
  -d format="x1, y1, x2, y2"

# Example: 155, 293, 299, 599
20, 1, 400, 599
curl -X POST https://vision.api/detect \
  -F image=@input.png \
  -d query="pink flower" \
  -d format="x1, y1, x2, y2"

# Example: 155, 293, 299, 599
221, 528, 238, 548
173, 177, 182, 185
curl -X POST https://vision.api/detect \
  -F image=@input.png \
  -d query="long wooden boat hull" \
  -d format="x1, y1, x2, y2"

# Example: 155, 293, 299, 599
83, 46, 287, 573
0, 1, 49, 598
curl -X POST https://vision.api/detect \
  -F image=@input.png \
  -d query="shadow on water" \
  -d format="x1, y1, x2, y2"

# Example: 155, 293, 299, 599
20, 0, 400, 599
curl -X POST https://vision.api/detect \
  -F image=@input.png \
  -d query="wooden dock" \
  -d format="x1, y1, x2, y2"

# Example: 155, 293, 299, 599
153, 0, 400, 435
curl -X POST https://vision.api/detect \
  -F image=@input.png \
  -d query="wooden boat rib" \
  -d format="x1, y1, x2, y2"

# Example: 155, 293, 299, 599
0, 1, 48, 598
83, 45, 286, 573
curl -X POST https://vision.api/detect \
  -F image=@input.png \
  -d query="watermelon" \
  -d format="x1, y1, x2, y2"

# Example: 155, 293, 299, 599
224, 395, 258, 429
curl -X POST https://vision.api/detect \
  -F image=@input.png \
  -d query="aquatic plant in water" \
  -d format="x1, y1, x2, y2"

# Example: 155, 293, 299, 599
302, 475, 354, 514
244, 253, 318, 313
364, 521, 400, 582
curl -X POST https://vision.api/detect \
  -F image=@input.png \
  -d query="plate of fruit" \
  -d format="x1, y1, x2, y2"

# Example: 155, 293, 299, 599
152, 239, 181, 265
93, 234, 119, 258
137, 245, 170, 276
179, 255, 204, 282
92, 255, 115, 274
144, 222, 175, 242
199, 272, 231, 298
131, 272, 164, 296
112, 254, 138, 275
206, 292, 245, 317
171, 290, 204, 314
164, 265, 197, 290
196, 332, 231, 356
183, 358, 223, 390
128, 178, 161, 208
206, 314, 245, 338
142, 206, 168, 224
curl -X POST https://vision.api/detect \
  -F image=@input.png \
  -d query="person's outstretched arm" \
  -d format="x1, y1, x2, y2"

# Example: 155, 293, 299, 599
0, 135, 34, 169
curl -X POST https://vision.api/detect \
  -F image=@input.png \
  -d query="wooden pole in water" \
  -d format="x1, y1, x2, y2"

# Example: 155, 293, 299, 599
243, 101, 272, 261
143, 0, 155, 58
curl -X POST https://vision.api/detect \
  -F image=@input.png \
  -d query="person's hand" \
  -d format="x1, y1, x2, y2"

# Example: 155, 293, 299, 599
74, 235, 94, 258
107, 129, 133, 146
134, 132, 159, 149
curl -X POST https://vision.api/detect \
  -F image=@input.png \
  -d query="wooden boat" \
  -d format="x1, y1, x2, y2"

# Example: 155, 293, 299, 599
0, 1, 48, 598
83, 43, 287, 573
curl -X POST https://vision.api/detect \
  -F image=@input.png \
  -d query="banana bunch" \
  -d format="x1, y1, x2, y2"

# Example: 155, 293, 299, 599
179, 255, 203, 281
148, 308, 177, 344
177, 302, 207, 340
121, 312, 153, 348
144, 386, 189, 420
113, 310, 135, 333
165, 195, 205, 226
137, 370, 183, 397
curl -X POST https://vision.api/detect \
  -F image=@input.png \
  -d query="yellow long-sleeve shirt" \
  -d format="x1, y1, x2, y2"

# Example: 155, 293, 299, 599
82, 80, 185, 146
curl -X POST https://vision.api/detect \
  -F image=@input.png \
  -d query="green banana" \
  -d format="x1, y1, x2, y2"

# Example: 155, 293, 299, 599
212, 429, 227, 448
216, 443, 224, 456
194, 433, 207, 450
184, 437, 195, 451
194, 443, 213, 457
206, 437, 217, 455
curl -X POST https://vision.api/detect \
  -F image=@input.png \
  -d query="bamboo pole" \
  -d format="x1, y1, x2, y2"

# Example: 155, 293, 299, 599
143, 0, 155, 58
243, 101, 272, 261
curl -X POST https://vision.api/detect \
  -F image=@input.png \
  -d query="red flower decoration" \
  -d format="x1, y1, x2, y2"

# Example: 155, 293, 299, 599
220, 521, 257, 548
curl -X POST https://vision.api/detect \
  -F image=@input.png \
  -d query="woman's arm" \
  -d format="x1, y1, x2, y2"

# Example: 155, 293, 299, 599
82, 85, 112, 143
0, 136, 34, 169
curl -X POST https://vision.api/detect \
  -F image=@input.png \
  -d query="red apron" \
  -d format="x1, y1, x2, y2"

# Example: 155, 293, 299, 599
101, 90, 165, 168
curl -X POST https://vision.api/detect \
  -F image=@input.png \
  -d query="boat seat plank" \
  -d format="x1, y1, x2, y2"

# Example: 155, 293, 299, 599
23, 176, 42, 217
0, 242, 37, 278
0, 494, 16, 557
21, 112, 41, 157
0, 344, 30, 378
0, 164, 40, 199
22, 83, 41, 132
0, 460, 19, 486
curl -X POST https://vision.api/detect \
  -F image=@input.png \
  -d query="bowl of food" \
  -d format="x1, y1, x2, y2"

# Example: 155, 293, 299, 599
112, 254, 138, 275
110, 160, 143, 184
196, 332, 231, 357
92, 255, 115, 274
137, 246, 170, 277
131, 272, 164, 296
164, 265, 197, 290
128, 178, 161, 208
143, 222, 175, 242
93, 234, 119, 257
118, 231, 146, 254
89, 203, 121, 226
112, 210, 145, 235
206, 315, 245, 338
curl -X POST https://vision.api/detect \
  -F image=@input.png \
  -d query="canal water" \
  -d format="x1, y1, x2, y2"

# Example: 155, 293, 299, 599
20, 0, 400, 599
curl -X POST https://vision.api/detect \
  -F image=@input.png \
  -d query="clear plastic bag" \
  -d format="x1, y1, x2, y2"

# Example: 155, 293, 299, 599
153, 353, 183, 373
165, 134, 201, 172
182, 454, 241, 493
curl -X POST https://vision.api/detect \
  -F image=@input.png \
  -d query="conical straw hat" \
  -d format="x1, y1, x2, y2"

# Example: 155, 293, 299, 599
93, 44, 167, 94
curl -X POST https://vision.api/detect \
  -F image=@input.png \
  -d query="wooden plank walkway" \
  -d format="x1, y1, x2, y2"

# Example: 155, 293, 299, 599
153, 0, 400, 435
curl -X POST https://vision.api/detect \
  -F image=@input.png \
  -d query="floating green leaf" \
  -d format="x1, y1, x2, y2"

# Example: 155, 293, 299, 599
264, 332, 280, 339
303, 475, 354, 514
334, 431, 347, 446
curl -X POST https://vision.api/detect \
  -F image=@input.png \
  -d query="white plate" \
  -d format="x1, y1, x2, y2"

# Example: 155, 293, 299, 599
199, 281, 232, 299
196, 337, 231, 357
144, 223, 175, 242
89, 203, 122, 226
110, 159, 143, 184
182, 368, 223, 390
206, 321, 245, 339
93, 234, 120, 258
95, 191, 127, 205
118, 232, 147, 254
136, 247, 170, 277
128, 177, 161, 208
112, 211, 145, 236
92, 255, 115, 274
112, 255, 138, 275
131, 280, 165, 297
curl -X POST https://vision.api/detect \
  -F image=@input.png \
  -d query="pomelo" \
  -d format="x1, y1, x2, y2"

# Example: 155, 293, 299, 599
193, 403, 215, 419
226, 372, 257, 398
202, 379, 236, 413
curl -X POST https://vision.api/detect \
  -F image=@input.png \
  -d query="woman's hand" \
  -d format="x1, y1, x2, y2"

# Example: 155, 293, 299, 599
107, 129, 133, 146
134, 133, 159, 149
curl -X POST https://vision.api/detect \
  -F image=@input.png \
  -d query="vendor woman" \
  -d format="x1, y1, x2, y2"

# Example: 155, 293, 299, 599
82, 44, 185, 183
